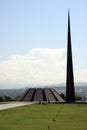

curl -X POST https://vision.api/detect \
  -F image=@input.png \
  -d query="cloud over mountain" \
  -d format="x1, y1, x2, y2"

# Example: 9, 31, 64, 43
0, 48, 66, 87
0, 48, 86, 88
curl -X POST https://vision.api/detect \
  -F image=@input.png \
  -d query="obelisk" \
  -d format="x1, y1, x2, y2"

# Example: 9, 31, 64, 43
66, 11, 75, 102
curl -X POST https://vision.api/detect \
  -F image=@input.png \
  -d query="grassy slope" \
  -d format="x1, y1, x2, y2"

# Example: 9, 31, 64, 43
0, 103, 87, 130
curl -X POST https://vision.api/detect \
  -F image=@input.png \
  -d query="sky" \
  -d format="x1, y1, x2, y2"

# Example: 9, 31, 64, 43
0, 0, 87, 88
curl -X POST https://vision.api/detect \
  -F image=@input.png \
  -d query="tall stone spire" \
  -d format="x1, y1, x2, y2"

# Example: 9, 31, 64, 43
66, 11, 75, 102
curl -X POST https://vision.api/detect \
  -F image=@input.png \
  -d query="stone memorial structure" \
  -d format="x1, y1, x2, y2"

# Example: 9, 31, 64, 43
20, 12, 75, 103
66, 11, 75, 102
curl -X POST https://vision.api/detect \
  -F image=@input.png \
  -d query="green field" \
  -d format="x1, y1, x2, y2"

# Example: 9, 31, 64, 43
0, 103, 87, 130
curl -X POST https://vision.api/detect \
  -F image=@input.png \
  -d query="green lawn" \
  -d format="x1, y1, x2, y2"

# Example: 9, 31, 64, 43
0, 103, 87, 130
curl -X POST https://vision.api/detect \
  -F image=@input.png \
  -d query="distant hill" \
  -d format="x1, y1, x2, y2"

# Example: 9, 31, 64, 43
58, 82, 87, 87
0, 85, 87, 100
0, 88, 26, 98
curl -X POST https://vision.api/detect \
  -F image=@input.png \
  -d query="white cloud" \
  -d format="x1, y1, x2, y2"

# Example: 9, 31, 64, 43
0, 48, 86, 88
75, 69, 87, 82
0, 48, 66, 87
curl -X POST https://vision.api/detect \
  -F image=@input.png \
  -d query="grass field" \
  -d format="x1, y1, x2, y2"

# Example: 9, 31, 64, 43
0, 103, 87, 130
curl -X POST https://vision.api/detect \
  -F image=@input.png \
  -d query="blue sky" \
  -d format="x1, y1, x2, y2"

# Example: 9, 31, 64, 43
0, 0, 87, 88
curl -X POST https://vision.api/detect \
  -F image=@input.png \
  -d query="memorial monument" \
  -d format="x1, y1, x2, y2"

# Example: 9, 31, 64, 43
66, 11, 75, 102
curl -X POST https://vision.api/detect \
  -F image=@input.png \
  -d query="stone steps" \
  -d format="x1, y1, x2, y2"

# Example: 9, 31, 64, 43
33, 88, 44, 101
22, 88, 36, 101
50, 88, 64, 102
44, 88, 57, 101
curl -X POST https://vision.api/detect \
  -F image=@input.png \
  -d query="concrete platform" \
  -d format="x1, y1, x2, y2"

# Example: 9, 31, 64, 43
0, 102, 34, 110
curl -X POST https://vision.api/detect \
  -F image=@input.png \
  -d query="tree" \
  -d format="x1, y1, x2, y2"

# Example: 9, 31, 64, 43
4, 96, 13, 101
0, 96, 3, 102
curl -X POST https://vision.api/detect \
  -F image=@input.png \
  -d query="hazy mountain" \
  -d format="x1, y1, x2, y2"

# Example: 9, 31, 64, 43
58, 82, 87, 87
0, 85, 87, 100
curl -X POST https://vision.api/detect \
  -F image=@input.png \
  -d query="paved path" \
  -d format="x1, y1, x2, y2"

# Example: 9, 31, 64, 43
0, 102, 34, 110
